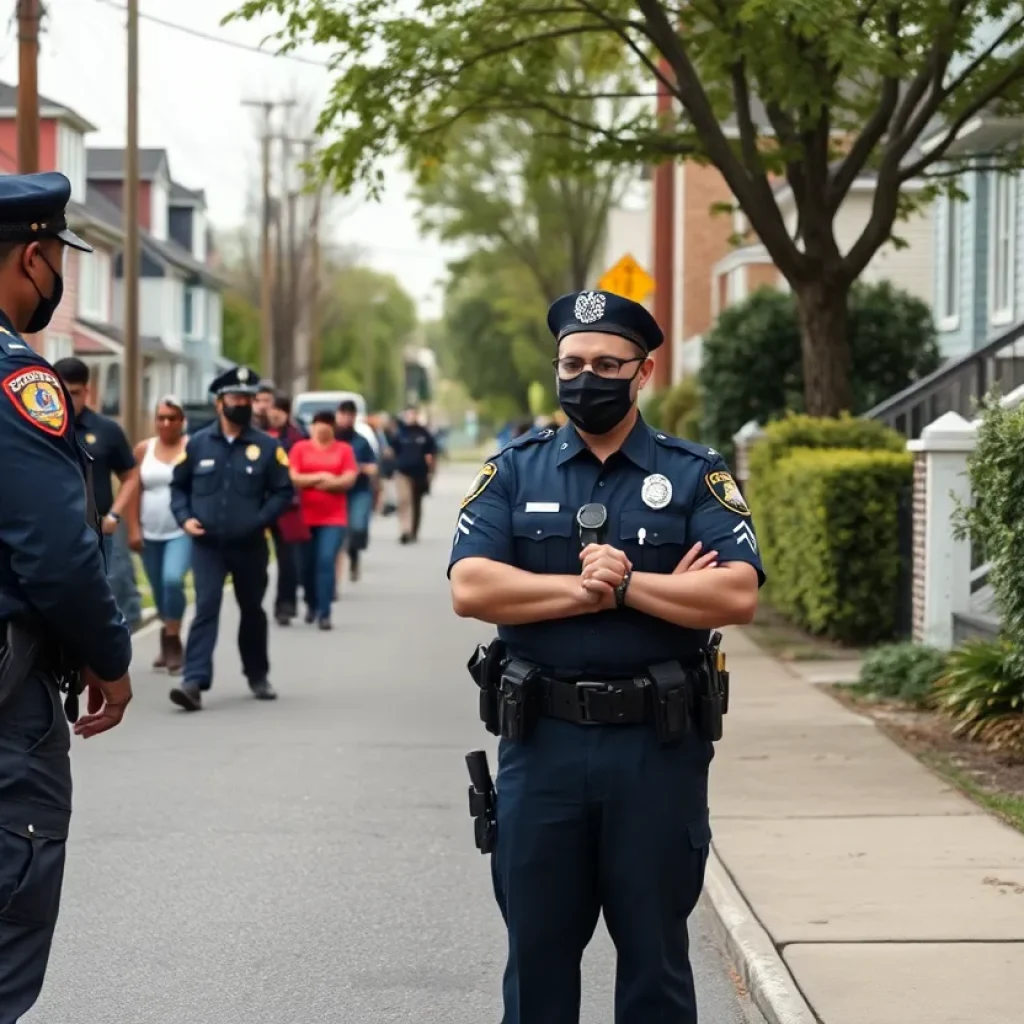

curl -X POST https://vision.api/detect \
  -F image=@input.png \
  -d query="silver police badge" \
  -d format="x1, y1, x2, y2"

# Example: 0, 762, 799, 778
641, 473, 672, 509
574, 291, 606, 324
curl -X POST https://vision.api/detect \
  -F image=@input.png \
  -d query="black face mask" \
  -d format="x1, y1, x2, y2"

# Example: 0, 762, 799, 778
223, 404, 253, 428
335, 425, 354, 441
24, 252, 64, 334
557, 370, 638, 435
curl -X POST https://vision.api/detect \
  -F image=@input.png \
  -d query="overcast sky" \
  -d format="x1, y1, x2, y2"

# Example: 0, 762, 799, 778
0, 0, 452, 317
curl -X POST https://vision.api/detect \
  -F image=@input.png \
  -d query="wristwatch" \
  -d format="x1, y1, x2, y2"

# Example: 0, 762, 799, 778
106, 512, 121, 523
614, 571, 632, 609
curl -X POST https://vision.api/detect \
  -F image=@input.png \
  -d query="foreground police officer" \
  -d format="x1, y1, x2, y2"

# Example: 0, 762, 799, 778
0, 172, 133, 1023
450, 290, 765, 1024
168, 366, 293, 711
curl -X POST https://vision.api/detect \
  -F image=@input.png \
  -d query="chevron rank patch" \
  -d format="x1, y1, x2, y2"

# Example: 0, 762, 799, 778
461, 462, 497, 509
705, 471, 750, 516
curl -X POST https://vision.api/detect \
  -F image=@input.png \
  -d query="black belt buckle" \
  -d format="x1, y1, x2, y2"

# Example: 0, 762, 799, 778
577, 681, 627, 724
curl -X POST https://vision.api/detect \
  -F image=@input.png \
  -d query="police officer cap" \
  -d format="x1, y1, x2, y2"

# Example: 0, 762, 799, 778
0, 171, 93, 253
547, 290, 663, 353
209, 365, 260, 396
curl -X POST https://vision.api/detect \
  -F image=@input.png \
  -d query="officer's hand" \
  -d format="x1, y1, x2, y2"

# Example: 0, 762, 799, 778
73, 670, 133, 739
580, 544, 631, 591
184, 518, 206, 537
673, 542, 718, 574
101, 515, 119, 536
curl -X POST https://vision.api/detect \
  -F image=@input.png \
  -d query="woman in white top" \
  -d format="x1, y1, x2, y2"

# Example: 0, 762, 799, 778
127, 396, 191, 673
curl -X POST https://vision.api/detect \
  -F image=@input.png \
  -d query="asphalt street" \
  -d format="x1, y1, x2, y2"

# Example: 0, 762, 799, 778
27, 465, 765, 1024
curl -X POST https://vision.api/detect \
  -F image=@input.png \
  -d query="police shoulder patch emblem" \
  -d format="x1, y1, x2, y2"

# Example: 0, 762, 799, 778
246, 444, 261, 461
2, 365, 68, 437
705, 470, 751, 516
275, 446, 289, 467
461, 461, 497, 509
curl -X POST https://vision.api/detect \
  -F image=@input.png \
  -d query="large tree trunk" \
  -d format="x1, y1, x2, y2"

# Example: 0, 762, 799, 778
794, 279, 854, 416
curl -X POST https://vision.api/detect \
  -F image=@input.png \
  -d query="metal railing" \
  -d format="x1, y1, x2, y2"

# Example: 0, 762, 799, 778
865, 316, 1024, 439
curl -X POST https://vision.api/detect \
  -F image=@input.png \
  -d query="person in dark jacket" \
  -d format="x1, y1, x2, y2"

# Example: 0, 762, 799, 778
167, 366, 293, 711
266, 393, 308, 624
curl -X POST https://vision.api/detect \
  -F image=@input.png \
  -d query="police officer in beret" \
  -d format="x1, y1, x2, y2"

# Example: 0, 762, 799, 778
450, 290, 765, 1023
168, 366, 293, 711
0, 172, 133, 1021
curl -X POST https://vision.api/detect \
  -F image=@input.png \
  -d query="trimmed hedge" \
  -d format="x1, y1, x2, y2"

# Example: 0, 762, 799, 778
752, 446, 913, 645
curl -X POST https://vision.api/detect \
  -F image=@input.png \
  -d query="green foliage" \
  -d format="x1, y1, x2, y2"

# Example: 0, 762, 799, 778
934, 640, 1024, 754
656, 378, 702, 441
751, 446, 912, 645
954, 394, 1024, 681
700, 284, 941, 452
858, 643, 948, 707
222, 290, 261, 371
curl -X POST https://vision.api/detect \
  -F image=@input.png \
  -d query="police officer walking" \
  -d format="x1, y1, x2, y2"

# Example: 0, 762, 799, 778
0, 172, 133, 1023
450, 290, 764, 1024
168, 367, 293, 711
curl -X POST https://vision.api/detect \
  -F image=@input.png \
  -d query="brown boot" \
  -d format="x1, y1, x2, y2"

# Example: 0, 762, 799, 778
153, 627, 167, 670
164, 632, 183, 675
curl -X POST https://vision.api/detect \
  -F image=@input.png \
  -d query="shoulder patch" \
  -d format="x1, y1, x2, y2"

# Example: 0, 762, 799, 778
2, 365, 68, 437
276, 446, 289, 467
705, 470, 751, 516
652, 431, 715, 463
461, 461, 497, 509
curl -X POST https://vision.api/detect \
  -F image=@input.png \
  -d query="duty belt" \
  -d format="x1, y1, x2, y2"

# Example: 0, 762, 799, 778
541, 677, 651, 725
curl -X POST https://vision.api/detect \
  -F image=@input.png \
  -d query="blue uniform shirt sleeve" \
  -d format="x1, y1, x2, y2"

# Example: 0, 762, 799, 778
257, 441, 295, 527
0, 358, 131, 680
684, 456, 766, 586
169, 437, 196, 526
447, 455, 514, 576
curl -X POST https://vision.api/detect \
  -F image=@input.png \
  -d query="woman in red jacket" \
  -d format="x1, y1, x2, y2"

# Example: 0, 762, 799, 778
288, 412, 358, 629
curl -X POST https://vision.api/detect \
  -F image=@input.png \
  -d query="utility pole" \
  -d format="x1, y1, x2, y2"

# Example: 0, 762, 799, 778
241, 99, 295, 379
306, 140, 324, 390
276, 133, 292, 388
123, 0, 142, 441
16, 0, 41, 173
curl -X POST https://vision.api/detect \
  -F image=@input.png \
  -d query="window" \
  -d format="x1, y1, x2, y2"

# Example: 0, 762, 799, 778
183, 285, 206, 339
989, 172, 1017, 325
151, 178, 169, 241
56, 124, 86, 200
78, 249, 111, 321
940, 195, 961, 326
46, 333, 73, 362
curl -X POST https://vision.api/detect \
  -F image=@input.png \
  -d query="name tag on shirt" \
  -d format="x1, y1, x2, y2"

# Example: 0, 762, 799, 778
199, 459, 216, 468
525, 502, 560, 513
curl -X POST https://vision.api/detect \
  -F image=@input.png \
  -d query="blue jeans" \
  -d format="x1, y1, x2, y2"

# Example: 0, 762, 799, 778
346, 489, 374, 554
303, 526, 347, 619
139, 534, 192, 621
102, 524, 142, 628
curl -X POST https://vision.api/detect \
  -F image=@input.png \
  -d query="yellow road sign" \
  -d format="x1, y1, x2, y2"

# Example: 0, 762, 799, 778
597, 254, 655, 304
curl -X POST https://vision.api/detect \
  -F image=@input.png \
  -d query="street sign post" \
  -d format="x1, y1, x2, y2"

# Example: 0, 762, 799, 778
597, 253, 655, 304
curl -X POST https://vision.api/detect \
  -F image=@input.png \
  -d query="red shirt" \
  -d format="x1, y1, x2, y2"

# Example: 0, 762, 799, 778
290, 439, 358, 527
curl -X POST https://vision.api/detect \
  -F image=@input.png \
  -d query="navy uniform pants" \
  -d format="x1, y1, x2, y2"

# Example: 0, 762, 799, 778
184, 535, 270, 690
0, 670, 72, 1024
492, 718, 712, 1024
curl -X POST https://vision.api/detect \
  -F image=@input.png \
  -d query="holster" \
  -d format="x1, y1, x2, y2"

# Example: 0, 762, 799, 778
694, 631, 727, 742
497, 658, 539, 743
648, 660, 691, 745
467, 639, 507, 736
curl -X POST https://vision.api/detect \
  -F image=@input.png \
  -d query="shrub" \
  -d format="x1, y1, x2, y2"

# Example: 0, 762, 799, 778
661, 377, 702, 440
935, 640, 1024, 755
753, 447, 913, 644
747, 414, 907, 570
641, 388, 668, 430
699, 282, 941, 453
858, 643, 947, 707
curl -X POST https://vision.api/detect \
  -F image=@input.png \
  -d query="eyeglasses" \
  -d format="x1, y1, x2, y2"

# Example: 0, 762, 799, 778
553, 355, 645, 380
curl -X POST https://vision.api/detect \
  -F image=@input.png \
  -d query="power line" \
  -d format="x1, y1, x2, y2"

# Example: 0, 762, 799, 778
91, 0, 330, 67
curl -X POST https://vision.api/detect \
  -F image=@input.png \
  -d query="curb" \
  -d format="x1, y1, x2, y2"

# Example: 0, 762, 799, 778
704, 846, 819, 1024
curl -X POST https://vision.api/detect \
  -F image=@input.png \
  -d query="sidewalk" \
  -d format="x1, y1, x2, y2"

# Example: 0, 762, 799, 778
708, 628, 1024, 1024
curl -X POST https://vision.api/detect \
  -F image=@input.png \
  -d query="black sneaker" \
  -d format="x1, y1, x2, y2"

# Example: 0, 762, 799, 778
169, 685, 202, 712
350, 560, 360, 583
318, 617, 333, 631
249, 679, 278, 701
304, 607, 316, 624
400, 533, 410, 545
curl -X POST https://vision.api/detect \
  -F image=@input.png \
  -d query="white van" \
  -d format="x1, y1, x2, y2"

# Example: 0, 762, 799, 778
292, 390, 380, 456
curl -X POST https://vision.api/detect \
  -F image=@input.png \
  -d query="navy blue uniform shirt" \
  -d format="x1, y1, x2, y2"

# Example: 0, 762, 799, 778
170, 421, 294, 543
392, 422, 436, 478
448, 418, 765, 678
0, 310, 131, 682
335, 428, 377, 494
77, 405, 136, 516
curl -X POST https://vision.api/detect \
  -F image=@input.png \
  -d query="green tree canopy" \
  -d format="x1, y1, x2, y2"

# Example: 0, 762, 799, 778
222, 290, 261, 371
700, 282, 942, 453
229, 0, 1024, 416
